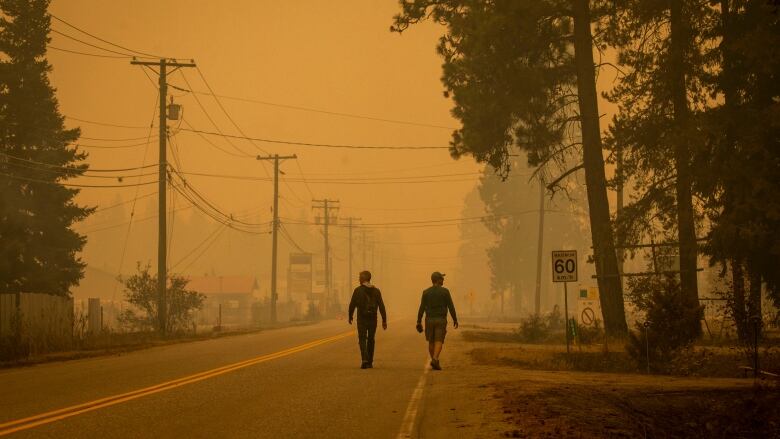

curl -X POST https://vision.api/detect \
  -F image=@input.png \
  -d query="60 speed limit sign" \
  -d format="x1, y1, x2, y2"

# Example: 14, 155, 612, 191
552, 250, 578, 282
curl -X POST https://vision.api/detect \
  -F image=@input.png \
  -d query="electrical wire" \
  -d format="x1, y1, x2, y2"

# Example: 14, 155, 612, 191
0, 152, 159, 173
193, 67, 271, 156
0, 171, 157, 188
50, 13, 164, 59
64, 115, 149, 129
47, 45, 129, 59
170, 222, 225, 271
178, 127, 450, 150
178, 71, 255, 159
50, 29, 136, 57
92, 191, 157, 213
168, 84, 456, 130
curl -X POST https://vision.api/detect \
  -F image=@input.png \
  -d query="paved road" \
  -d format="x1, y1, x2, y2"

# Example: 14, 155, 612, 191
0, 320, 439, 438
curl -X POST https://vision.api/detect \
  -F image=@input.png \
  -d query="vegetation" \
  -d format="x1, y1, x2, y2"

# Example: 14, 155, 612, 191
626, 274, 704, 371
395, 0, 780, 341
0, 0, 91, 296
393, 0, 632, 335
118, 263, 205, 334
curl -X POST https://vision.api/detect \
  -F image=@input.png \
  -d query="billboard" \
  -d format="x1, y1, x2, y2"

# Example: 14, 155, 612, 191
288, 253, 313, 297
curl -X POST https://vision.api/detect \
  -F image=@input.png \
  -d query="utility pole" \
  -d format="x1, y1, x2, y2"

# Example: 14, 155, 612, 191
616, 145, 625, 280
312, 199, 339, 308
344, 217, 361, 285
257, 154, 298, 323
534, 176, 545, 316
131, 58, 196, 335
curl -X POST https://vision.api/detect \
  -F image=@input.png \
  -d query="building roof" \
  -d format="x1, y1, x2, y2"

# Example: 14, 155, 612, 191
186, 275, 259, 295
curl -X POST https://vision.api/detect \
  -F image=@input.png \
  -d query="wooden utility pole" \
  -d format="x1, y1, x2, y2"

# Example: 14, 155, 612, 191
344, 217, 361, 285
312, 199, 339, 306
534, 176, 545, 316
131, 58, 196, 335
257, 154, 297, 323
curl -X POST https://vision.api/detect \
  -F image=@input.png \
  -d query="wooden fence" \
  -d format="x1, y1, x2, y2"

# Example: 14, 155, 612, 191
0, 292, 74, 355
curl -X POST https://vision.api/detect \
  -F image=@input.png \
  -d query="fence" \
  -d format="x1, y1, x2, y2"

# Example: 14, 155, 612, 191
0, 292, 74, 356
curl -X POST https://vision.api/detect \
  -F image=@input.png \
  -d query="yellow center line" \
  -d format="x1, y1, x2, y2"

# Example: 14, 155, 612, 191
0, 330, 355, 436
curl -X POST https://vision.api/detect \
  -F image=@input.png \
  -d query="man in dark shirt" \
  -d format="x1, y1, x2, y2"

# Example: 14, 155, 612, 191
416, 271, 458, 370
348, 270, 387, 369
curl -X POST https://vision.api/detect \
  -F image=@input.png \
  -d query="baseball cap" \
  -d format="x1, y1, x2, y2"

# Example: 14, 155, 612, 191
431, 271, 446, 282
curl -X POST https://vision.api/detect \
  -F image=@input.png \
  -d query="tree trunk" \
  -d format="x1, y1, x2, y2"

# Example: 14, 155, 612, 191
747, 258, 763, 341
731, 258, 749, 342
720, 1, 750, 344
572, 0, 627, 335
669, 0, 702, 336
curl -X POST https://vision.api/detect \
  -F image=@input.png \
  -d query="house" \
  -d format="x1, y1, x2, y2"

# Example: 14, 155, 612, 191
187, 275, 260, 326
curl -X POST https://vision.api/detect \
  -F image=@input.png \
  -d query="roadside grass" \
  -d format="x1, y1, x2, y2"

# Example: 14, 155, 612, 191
463, 329, 780, 378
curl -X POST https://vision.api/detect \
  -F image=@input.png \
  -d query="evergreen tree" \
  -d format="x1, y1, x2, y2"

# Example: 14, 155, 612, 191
393, 0, 628, 334
0, 0, 91, 296
603, 0, 715, 336
700, 0, 780, 341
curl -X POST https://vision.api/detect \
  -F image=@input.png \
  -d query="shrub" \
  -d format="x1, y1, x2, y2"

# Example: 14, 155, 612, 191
117, 263, 205, 334
626, 274, 704, 372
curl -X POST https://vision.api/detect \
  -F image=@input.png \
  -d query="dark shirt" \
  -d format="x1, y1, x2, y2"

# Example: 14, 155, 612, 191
348, 284, 387, 322
417, 285, 457, 324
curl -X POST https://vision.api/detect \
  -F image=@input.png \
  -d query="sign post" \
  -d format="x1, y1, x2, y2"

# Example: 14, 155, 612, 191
552, 250, 578, 354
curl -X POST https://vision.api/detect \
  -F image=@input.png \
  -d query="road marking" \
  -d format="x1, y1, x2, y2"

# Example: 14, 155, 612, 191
0, 330, 354, 436
397, 359, 430, 439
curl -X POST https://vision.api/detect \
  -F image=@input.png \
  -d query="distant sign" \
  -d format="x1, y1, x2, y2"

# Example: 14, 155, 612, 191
552, 250, 578, 282
288, 253, 312, 296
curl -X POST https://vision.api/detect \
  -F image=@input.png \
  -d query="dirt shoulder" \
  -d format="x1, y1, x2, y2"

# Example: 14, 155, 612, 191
418, 324, 779, 438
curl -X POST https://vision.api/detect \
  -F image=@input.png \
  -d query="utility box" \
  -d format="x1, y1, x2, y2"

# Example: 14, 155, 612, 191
167, 103, 181, 120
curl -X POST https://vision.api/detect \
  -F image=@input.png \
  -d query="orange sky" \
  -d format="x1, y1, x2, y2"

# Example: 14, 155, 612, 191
49, 1, 621, 310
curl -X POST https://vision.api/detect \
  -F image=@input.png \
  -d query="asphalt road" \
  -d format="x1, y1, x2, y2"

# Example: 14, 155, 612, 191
0, 320, 438, 438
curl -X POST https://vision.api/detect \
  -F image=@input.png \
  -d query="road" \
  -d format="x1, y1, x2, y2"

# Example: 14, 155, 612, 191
0, 320, 468, 438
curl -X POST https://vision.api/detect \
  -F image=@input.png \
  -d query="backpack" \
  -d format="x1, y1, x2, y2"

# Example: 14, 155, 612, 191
361, 286, 378, 316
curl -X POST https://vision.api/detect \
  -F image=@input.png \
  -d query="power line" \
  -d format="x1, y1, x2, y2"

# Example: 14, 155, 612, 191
178, 127, 450, 150
178, 72, 255, 158
168, 83, 456, 130
194, 67, 271, 156
50, 29, 135, 57
0, 151, 158, 172
64, 115, 149, 130
50, 13, 164, 59
92, 191, 157, 213
0, 171, 158, 188
47, 45, 128, 59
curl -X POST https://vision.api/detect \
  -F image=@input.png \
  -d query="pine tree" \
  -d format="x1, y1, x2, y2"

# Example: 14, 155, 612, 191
0, 0, 91, 296
700, 0, 780, 341
393, 0, 628, 334
602, 0, 715, 336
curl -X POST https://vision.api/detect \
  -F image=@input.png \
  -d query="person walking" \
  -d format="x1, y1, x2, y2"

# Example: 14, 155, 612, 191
348, 270, 387, 369
416, 271, 458, 370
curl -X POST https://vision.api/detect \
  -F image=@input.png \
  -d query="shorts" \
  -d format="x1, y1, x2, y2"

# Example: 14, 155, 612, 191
425, 318, 447, 343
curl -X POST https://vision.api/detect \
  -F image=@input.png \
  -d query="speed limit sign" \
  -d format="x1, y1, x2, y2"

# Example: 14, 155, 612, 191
552, 250, 578, 282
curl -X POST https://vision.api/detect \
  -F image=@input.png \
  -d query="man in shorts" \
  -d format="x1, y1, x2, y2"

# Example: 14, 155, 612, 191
416, 271, 458, 370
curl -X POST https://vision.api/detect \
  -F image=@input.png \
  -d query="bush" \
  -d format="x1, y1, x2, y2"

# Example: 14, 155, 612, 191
575, 319, 604, 345
117, 263, 205, 334
626, 274, 703, 372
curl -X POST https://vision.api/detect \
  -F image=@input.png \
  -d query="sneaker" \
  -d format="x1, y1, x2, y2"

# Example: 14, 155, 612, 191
361, 362, 368, 369
430, 360, 436, 369
367, 362, 373, 368
432, 359, 442, 370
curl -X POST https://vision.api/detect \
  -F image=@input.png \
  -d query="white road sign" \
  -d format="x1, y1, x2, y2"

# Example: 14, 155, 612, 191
552, 250, 578, 282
